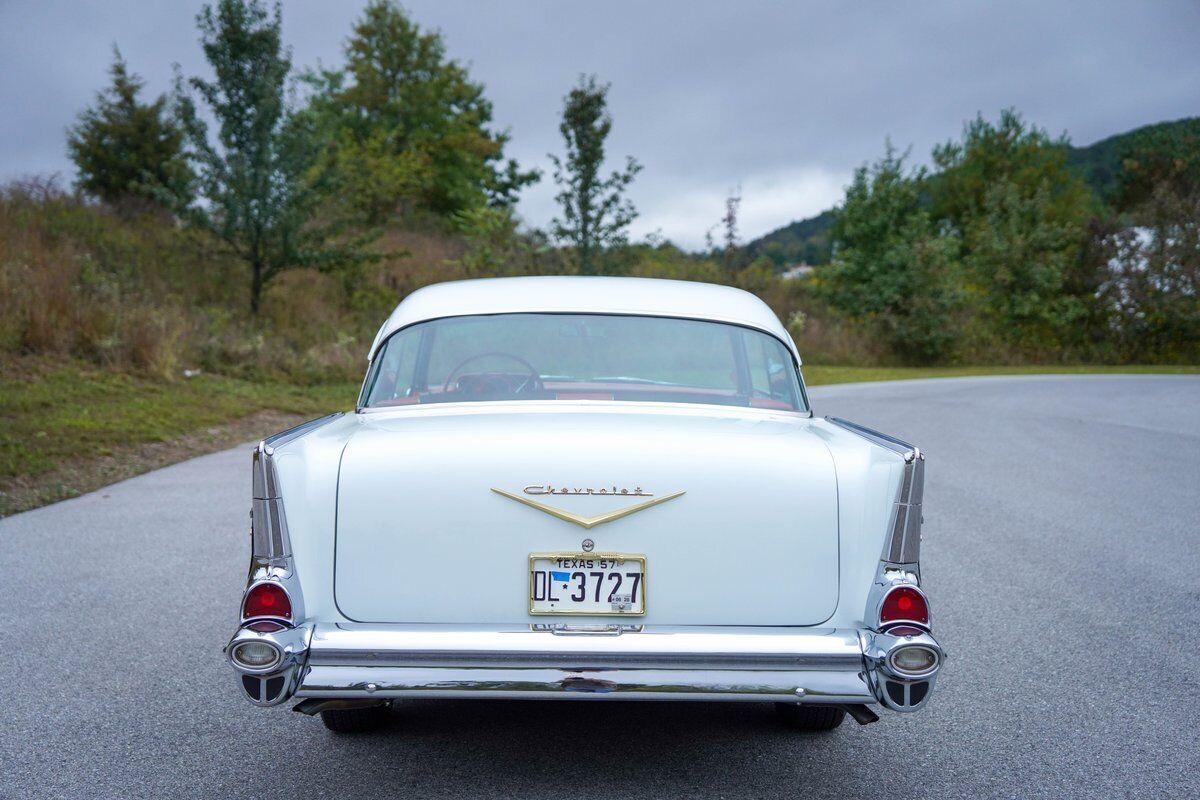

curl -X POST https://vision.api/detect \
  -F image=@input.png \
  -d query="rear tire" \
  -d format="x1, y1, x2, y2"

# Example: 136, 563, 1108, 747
774, 703, 846, 732
320, 702, 392, 733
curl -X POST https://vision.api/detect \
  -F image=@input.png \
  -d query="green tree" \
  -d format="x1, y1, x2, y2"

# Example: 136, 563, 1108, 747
721, 186, 742, 272
298, 0, 537, 224
179, 0, 354, 314
817, 146, 962, 361
67, 47, 191, 209
931, 110, 1094, 351
550, 75, 642, 275
961, 177, 1090, 347
1101, 122, 1200, 360
451, 206, 542, 278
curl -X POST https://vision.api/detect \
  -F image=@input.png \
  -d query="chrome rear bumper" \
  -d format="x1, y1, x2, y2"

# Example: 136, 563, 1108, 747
225, 623, 942, 710
298, 624, 874, 703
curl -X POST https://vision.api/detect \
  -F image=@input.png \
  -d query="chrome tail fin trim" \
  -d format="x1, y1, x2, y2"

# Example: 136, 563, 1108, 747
825, 416, 924, 570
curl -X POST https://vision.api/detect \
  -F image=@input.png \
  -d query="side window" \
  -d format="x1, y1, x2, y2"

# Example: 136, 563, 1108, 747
745, 334, 772, 396
745, 334, 798, 405
365, 330, 419, 404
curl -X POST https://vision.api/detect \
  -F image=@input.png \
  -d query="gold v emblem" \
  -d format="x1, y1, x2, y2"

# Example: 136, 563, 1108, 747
490, 488, 686, 529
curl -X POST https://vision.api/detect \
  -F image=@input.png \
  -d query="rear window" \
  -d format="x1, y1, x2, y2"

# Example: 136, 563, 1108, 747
361, 313, 806, 412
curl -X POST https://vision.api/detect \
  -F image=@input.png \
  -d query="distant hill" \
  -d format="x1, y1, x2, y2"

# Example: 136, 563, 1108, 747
1064, 116, 1200, 201
744, 209, 836, 267
745, 116, 1200, 268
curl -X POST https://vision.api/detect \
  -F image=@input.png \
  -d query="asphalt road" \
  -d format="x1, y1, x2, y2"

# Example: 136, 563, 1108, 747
2, 376, 1197, 799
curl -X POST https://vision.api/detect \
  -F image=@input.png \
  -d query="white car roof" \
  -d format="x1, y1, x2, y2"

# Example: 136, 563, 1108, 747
366, 276, 800, 362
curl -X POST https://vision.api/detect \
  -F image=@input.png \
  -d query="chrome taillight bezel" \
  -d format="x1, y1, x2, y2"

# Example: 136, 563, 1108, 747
241, 580, 293, 623
877, 584, 932, 630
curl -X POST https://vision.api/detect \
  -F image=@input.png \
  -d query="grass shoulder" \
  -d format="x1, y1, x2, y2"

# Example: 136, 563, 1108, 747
1, 358, 358, 516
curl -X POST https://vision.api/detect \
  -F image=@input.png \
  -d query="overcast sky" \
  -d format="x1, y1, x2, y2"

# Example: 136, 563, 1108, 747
1, 1, 1197, 249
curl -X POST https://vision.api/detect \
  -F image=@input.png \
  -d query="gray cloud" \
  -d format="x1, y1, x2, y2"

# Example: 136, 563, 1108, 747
2, 0, 1196, 248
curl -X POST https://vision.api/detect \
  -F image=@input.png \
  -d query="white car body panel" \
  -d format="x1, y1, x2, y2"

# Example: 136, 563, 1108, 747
333, 403, 839, 626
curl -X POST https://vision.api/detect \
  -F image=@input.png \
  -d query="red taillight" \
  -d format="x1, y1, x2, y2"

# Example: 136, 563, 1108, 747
242, 583, 291, 620
880, 586, 929, 626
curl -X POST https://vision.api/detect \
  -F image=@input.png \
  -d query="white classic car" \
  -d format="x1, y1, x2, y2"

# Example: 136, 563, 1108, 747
225, 276, 942, 733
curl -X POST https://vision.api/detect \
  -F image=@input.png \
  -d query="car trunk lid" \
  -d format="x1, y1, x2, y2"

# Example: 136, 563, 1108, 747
334, 405, 839, 626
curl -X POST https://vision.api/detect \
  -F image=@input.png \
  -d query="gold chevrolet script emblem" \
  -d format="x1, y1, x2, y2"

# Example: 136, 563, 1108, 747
491, 487, 685, 529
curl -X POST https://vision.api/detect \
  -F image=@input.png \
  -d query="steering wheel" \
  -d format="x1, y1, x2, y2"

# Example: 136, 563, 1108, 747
442, 352, 544, 395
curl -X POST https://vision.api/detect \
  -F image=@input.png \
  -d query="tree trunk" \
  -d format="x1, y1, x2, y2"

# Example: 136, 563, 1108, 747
250, 259, 264, 316
578, 212, 594, 275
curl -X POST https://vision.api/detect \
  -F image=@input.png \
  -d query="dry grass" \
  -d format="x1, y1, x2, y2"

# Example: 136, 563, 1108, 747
0, 182, 233, 377
0, 183, 383, 383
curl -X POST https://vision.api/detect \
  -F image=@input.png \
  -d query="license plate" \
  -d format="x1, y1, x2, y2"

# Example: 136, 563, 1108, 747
529, 553, 646, 616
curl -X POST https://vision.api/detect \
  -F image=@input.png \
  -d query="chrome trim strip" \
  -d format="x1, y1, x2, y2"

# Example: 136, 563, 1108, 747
247, 414, 344, 608
824, 416, 917, 458
251, 411, 344, 561
260, 411, 346, 454
825, 416, 924, 570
